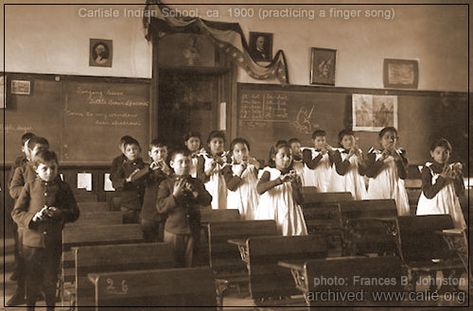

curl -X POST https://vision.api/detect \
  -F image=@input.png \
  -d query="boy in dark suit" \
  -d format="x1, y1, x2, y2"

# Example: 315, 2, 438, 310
12, 150, 80, 310
157, 149, 212, 267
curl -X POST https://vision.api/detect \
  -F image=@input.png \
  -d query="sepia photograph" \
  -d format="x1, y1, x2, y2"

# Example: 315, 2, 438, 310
1, 1, 471, 310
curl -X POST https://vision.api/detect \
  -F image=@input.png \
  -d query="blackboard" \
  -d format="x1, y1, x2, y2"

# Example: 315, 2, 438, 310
237, 83, 468, 165
3, 74, 150, 165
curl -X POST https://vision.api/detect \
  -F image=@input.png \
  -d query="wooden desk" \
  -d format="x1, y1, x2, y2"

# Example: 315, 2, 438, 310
228, 238, 249, 265
277, 260, 308, 293
436, 228, 468, 273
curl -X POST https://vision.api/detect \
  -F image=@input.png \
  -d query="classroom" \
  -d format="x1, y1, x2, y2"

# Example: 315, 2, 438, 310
1, 0, 471, 310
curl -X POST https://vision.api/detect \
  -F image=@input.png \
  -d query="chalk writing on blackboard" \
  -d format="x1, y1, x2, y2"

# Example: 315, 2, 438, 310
0, 124, 34, 133
240, 92, 289, 122
292, 104, 315, 134
106, 278, 128, 295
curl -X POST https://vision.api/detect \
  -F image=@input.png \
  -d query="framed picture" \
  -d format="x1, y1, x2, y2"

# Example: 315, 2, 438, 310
310, 48, 336, 86
249, 32, 273, 62
90, 39, 113, 67
383, 58, 418, 89
11, 79, 32, 95
158, 33, 216, 67
352, 94, 398, 131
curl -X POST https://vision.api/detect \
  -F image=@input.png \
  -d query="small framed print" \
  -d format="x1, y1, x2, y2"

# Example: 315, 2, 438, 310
310, 48, 336, 86
11, 79, 32, 95
249, 32, 273, 62
383, 58, 418, 89
90, 39, 113, 67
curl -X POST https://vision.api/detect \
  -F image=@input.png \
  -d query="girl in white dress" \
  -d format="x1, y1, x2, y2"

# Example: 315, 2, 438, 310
223, 138, 260, 220
197, 130, 228, 210
331, 129, 367, 200
255, 143, 308, 236
184, 131, 205, 178
302, 129, 336, 192
416, 138, 466, 229
288, 138, 305, 185
365, 127, 410, 216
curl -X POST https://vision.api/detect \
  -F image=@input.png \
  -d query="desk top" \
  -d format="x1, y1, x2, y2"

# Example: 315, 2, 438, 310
227, 238, 246, 246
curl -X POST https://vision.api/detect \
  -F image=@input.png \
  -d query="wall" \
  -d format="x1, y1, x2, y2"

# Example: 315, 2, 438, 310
1, 2, 469, 92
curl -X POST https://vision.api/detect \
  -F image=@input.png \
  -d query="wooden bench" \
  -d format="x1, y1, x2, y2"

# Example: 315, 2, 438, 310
398, 215, 465, 290
246, 235, 327, 304
77, 202, 109, 213
88, 267, 216, 309
279, 256, 405, 307
207, 220, 278, 295
72, 242, 173, 308
339, 199, 399, 256
65, 211, 123, 227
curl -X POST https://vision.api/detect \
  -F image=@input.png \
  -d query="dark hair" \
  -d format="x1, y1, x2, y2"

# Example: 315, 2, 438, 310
120, 135, 134, 145
170, 148, 191, 161
33, 149, 58, 167
184, 131, 202, 142
230, 138, 250, 152
379, 127, 398, 139
430, 138, 452, 152
268, 142, 291, 167
124, 138, 141, 150
27, 136, 49, 150
312, 129, 326, 139
288, 138, 301, 145
149, 139, 167, 150
337, 129, 355, 145
21, 132, 35, 145
207, 130, 226, 144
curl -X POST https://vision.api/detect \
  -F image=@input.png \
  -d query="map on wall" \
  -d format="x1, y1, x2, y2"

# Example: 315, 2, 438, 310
352, 94, 398, 131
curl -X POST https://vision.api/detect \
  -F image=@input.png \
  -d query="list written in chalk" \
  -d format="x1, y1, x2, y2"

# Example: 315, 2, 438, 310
62, 80, 150, 162
239, 92, 289, 122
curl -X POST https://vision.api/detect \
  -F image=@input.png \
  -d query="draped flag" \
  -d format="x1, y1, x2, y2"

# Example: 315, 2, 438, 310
142, 0, 289, 84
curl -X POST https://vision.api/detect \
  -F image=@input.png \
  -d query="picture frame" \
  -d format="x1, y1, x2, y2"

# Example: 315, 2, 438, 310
310, 47, 336, 86
11, 79, 32, 95
383, 58, 418, 89
352, 94, 398, 132
248, 32, 273, 62
90, 38, 113, 67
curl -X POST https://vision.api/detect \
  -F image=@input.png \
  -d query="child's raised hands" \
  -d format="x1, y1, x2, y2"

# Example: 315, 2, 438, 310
280, 170, 298, 183
126, 169, 140, 182
32, 206, 48, 222
172, 178, 187, 198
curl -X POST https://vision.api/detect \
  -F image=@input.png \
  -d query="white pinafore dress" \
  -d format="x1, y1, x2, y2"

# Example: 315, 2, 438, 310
226, 164, 259, 220
416, 162, 466, 229
330, 149, 367, 200
254, 167, 308, 236
203, 154, 227, 210
366, 150, 410, 216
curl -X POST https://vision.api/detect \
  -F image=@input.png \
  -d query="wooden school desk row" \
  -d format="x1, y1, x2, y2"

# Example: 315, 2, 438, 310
57, 191, 467, 309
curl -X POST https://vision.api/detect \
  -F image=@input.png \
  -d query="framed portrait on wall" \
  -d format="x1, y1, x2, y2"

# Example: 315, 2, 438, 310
352, 94, 398, 131
249, 32, 273, 62
310, 48, 336, 86
383, 58, 418, 89
90, 39, 113, 67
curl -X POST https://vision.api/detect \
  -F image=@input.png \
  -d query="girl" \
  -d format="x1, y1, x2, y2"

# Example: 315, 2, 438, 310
197, 130, 228, 210
288, 138, 305, 185
365, 127, 410, 216
184, 131, 205, 178
255, 143, 307, 236
223, 138, 260, 220
416, 138, 466, 229
331, 129, 367, 200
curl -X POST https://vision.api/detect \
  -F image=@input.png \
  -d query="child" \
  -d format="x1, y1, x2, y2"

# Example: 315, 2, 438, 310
267, 140, 287, 168
5, 132, 35, 305
416, 138, 466, 229
223, 138, 260, 220
110, 135, 135, 184
157, 149, 212, 267
365, 127, 410, 216
288, 138, 305, 185
140, 140, 172, 241
302, 129, 335, 192
331, 129, 367, 200
11, 150, 80, 310
197, 130, 228, 210
111, 138, 147, 223
184, 131, 205, 178
255, 143, 307, 236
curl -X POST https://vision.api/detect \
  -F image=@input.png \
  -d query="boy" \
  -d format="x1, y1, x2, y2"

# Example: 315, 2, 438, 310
111, 138, 147, 223
11, 150, 80, 310
140, 139, 171, 241
302, 129, 336, 192
110, 135, 135, 182
7, 135, 49, 306
8, 132, 35, 189
157, 149, 212, 267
